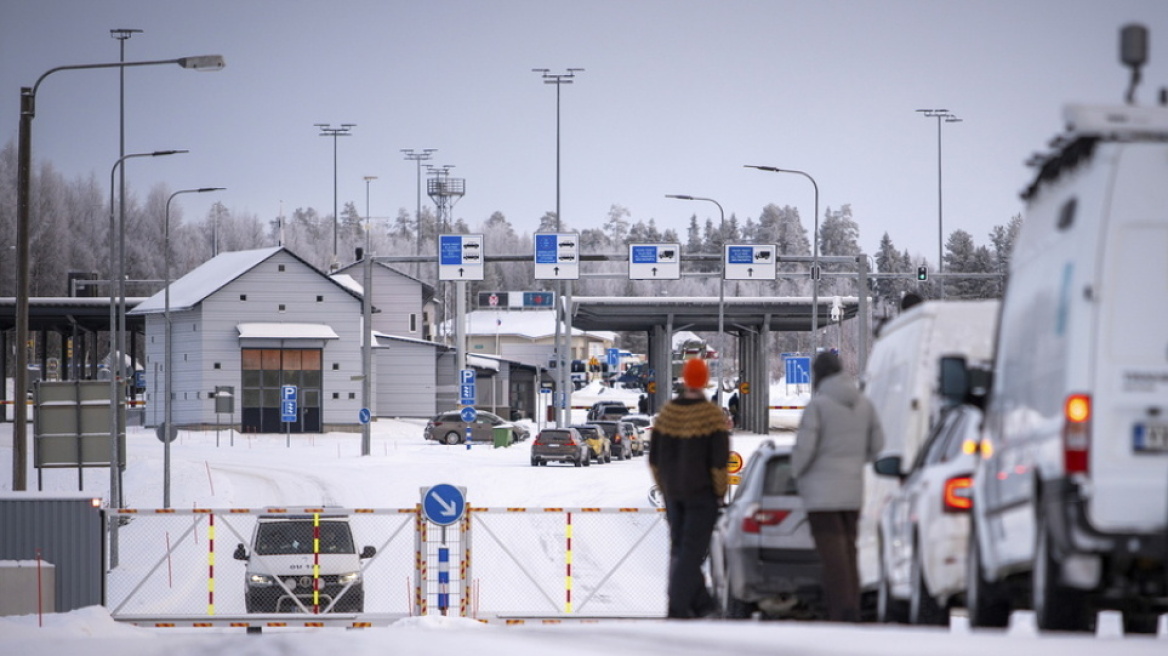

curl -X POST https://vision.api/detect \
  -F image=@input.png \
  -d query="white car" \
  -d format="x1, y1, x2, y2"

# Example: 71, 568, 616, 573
874, 403, 980, 625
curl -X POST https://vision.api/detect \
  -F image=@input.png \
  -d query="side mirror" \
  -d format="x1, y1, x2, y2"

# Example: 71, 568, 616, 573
360, 545, 376, 559
233, 543, 248, 561
873, 455, 903, 478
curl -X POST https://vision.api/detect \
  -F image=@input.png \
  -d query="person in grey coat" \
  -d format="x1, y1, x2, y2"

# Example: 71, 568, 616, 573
792, 352, 885, 622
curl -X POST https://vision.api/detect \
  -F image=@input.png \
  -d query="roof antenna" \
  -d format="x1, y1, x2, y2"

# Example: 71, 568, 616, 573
1121, 23, 1148, 105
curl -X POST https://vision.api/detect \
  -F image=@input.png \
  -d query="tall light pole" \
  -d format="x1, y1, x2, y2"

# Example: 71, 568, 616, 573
361, 176, 376, 457
745, 165, 821, 364
12, 53, 224, 492
316, 123, 355, 270
533, 67, 583, 427
164, 187, 223, 508
666, 194, 726, 405
917, 109, 962, 297
401, 149, 436, 274
109, 149, 186, 511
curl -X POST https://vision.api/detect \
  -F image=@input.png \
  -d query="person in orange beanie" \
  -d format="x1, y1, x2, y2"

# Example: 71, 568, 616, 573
648, 357, 730, 618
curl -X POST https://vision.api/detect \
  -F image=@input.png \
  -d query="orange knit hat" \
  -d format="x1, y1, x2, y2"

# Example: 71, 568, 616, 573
682, 358, 709, 389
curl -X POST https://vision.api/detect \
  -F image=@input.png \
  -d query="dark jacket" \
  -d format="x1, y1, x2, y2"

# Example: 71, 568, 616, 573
649, 396, 730, 500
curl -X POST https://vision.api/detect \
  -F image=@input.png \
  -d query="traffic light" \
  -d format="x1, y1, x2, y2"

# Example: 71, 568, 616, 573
916, 266, 929, 281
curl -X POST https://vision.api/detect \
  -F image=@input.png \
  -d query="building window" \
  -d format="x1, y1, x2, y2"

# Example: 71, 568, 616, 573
316, 295, 323, 302
348, 392, 356, 400
213, 362, 221, 370
279, 304, 286, 313
332, 363, 340, 370
332, 392, 340, 400
240, 294, 247, 301
279, 264, 286, 272
410, 313, 418, 333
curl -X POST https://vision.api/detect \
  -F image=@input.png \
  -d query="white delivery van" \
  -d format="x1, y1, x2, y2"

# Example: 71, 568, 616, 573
233, 515, 376, 613
857, 299, 998, 620
966, 27, 1168, 633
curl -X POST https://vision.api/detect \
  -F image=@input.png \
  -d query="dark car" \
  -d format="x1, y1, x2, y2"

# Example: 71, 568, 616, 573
589, 420, 636, 460
423, 409, 530, 445
570, 424, 611, 464
709, 439, 823, 619
586, 400, 630, 422
531, 427, 591, 467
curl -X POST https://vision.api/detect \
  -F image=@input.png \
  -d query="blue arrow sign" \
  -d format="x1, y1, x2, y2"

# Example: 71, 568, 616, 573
460, 383, 476, 405
422, 483, 466, 526
358, 408, 371, 424
282, 400, 297, 422
785, 356, 811, 385
460, 406, 477, 423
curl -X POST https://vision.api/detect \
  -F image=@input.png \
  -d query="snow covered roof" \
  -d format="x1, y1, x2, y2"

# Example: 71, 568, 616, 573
237, 323, 339, 340
463, 309, 616, 341
130, 246, 361, 315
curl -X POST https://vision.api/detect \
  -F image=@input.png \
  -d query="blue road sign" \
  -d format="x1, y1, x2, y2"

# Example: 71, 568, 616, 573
607, 347, 620, 367
460, 406, 477, 423
460, 369, 476, 385
785, 356, 812, 385
535, 234, 559, 264
281, 400, 297, 423
460, 383, 476, 405
728, 246, 755, 264
422, 483, 466, 526
281, 385, 297, 401
439, 235, 463, 266
631, 245, 658, 263
358, 408, 371, 424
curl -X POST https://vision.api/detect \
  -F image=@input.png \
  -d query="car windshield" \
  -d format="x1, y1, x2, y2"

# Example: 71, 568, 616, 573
255, 521, 355, 555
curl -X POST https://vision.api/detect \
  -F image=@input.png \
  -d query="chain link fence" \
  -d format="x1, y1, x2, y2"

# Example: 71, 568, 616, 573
105, 506, 669, 625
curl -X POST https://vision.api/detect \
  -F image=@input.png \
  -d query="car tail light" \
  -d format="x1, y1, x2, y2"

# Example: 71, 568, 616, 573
742, 508, 790, 534
942, 475, 973, 512
1063, 393, 1091, 475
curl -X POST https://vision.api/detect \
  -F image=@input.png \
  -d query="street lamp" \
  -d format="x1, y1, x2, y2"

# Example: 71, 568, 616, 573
745, 165, 821, 365
916, 109, 962, 298
164, 187, 223, 508
401, 148, 436, 274
533, 67, 584, 427
666, 194, 726, 405
361, 175, 376, 457
316, 123, 356, 270
109, 149, 187, 510
12, 52, 223, 492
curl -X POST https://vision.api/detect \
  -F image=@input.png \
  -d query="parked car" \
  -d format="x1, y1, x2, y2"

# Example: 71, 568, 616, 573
967, 43, 1168, 634
233, 515, 376, 613
873, 402, 982, 625
423, 409, 530, 445
571, 424, 611, 464
709, 439, 823, 619
589, 420, 634, 460
622, 414, 653, 452
857, 298, 998, 615
530, 427, 590, 467
586, 400, 630, 421
618, 420, 645, 457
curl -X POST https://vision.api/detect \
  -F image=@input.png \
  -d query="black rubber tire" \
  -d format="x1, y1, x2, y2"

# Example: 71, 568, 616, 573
1033, 519, 1089, 632
965, 521, 1010, 628
573, 457, 581, 468
531, 458, 539, 467
719, 561, 754, 619
444, 431, 461, 445
909, 538, 948, 625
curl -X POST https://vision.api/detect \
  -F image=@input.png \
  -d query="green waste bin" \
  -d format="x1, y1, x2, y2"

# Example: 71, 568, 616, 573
492, 426, 513, 448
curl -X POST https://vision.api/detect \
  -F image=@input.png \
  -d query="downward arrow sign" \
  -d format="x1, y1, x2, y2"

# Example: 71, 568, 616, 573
430, 490, 457, 516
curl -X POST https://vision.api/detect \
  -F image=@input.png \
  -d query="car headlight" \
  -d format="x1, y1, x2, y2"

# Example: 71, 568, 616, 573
248, 573, 274, 587
338, 571, 362, 585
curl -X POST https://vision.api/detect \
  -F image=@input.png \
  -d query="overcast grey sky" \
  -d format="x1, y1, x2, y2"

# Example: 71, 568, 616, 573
4, 1, 1167, 266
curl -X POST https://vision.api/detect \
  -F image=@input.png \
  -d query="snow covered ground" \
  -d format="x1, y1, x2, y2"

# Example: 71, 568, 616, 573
2, 379, 1165, 654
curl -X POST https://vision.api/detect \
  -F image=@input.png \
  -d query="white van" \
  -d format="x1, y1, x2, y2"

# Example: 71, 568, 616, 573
966, 28, 1168, 633
233, 515, 376, 613
857, 299, 998, 619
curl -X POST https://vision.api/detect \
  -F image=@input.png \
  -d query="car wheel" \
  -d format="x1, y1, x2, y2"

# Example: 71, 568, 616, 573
604, 451, 612, 463
965, 520, 1010, 628
876, 548, 908, 623
1033, 518, 1088, 632
444, 431, 461, 445
909, 537, 947, 625
583, 454, 591, 467
539, 460, 548, 466
573, 456, 582, 468
531, 457, 539, 467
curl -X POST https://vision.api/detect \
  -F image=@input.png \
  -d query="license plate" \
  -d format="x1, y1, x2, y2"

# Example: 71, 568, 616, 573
1133, 422, 1168, 452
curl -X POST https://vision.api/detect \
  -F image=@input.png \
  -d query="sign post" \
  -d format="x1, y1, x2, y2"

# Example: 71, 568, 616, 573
421, 483, 468, 615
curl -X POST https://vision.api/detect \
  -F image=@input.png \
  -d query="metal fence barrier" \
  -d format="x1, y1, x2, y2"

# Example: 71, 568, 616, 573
105, 505, 669, 627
